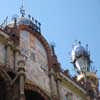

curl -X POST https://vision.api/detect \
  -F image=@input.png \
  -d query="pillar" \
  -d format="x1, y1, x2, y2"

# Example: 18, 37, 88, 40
18, 60, 26, 100
5, 44, 11, 66
56, 74, 62, 100
15, 50, 20, 71
49, 68, 58, 100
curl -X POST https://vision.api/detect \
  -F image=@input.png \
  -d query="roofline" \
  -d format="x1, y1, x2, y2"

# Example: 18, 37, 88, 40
60, 72, 87, 94
0, 28, 9, 38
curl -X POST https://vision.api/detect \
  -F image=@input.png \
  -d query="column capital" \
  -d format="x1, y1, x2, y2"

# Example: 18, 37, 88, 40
18, 60, 25, 67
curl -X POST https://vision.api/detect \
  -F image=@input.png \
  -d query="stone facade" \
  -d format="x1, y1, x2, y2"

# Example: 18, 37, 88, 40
0, 16, 99, 100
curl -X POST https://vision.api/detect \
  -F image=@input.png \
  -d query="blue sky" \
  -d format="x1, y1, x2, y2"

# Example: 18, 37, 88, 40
0, 0, 100, 78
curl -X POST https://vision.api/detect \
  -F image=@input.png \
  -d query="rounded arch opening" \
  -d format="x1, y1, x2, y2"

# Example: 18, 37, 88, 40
7, 71, 16, 79
25, 90, 45, 100
0, 75, 6, 100
0, 69, 11, 100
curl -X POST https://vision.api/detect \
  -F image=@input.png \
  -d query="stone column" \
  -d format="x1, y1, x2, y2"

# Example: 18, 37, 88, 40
18, 60, 26, 100
56, 75, 62, 100
15, 50, 20, 71
5, 44, 11, 66
19, 74, 25, 100
49, 68, 58, 100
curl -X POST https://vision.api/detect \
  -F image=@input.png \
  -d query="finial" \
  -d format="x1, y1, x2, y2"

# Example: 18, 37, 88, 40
50, 42, 56, 55
78, 41, 81, 44
86, 44, 88, 50
35, 19, 38, 25
28, 14, 31, 19
32, 17, 34, 21
38, 22, 41, 32
20, 0, 25, 17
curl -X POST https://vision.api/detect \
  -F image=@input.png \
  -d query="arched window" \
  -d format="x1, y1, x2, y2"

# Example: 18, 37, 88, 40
25, 90, 45, 100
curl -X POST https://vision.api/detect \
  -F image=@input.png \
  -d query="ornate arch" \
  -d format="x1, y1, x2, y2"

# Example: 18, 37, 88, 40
5, 24, 53, 70
18, 25, 53, 70
25, 82, 50, 100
